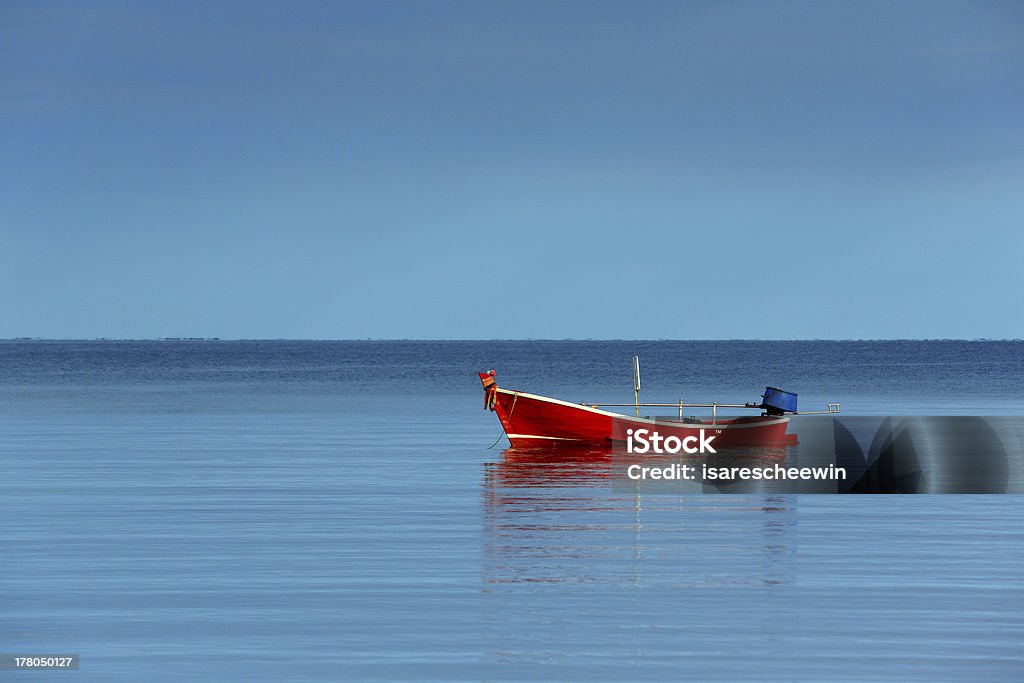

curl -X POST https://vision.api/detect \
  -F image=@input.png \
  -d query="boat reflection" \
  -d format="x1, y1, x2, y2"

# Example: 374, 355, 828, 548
485, 443, 797, 493
482, 444, 801, 588
484, 445, 616, 490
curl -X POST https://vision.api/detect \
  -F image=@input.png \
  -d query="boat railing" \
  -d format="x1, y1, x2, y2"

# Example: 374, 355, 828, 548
581, 401, 841, 420
603, 356, 840, 420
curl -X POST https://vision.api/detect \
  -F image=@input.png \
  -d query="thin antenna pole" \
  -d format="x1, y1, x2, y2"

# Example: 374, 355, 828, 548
632, 355, 641, 417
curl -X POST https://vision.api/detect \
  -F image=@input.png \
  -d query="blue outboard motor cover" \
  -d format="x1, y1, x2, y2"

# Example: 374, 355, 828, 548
762, 386, 798, 414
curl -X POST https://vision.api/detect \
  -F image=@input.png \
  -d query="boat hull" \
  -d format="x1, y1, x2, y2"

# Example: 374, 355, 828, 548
490, 387, 795, 448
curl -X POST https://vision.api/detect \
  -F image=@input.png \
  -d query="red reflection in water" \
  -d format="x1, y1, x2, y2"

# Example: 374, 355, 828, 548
480, 443, 801, 588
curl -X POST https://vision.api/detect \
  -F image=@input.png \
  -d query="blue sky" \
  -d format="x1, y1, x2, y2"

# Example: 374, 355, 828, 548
2, 1, 1022, 339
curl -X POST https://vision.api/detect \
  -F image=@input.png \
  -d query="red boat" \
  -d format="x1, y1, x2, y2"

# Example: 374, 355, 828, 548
479, 361, 839, 449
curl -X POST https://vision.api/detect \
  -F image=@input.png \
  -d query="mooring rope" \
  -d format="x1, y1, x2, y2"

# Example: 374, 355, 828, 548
487, 391, 519, 449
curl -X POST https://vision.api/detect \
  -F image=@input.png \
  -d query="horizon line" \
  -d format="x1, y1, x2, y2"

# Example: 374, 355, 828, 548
2, 337, 1022, 343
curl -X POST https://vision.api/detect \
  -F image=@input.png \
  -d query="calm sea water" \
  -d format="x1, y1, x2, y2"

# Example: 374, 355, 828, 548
1, 340, 1022, 681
